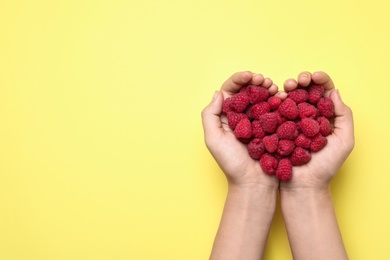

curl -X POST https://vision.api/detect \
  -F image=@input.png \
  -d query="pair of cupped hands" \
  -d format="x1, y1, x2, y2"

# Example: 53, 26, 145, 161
202, 71, 354, 191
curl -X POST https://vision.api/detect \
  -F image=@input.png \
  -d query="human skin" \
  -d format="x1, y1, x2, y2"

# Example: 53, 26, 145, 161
279, 71, 354, 260
202, 71, 354, 260
201, 71, 279, 260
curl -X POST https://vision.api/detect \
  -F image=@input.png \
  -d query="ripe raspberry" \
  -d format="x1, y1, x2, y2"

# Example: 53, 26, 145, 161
268, 96, 282, 110
247, 85, 269, 104
317, 97, 335, 118
310, 133, 327, 152
234, 118, 252, 139
230, 93, 250, 113
317, 116, 332, 136
288, 89, 309, 103
301, 118, 320, 137
227, 112, 247, 130
290, 147, 311, 166
259, 112, 279, 133
298, 102, 318, 119
248, 138, 265, 160
251, 102, 271, 119
294, 133, 312, 148
239, 85, 248, 93
276, 158, 292, 181
275, 111, 287, 125
278, 98, 299, 119
308, 84, 324, 104
222, 97, 232, 114
276, 121, 299, 140
277, 139, 295, 156
252, 120, 266, 139
260, 153, 278, 175
263, 134, 279, 153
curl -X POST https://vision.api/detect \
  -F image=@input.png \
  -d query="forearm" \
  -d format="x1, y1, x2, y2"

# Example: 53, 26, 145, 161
210, 183, 277, 260
281, 187, 348, 260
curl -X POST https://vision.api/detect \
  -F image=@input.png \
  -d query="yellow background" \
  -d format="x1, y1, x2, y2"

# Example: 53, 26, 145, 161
0, 0, 389, 259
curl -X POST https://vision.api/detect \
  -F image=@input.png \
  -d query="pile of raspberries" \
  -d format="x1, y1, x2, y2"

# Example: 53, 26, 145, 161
222, 84, 334, 181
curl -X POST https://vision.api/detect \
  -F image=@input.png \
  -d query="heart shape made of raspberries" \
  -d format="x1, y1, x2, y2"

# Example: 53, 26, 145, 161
222, 84, 334, 181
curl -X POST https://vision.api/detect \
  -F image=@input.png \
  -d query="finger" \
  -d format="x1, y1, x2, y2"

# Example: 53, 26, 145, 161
248, 73, 265, 85
262, 77, 273, 88
268, 84, 279, 96
330, 89, 354, 145
201, 91, 224, 144
283, 78, 298, 92
311, 71, 335, 92
297, 71, 312, 87
221, 71, 252, 96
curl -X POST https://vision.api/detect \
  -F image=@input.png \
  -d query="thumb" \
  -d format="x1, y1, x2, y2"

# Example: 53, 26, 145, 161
201, 91, 223, 145
330, 89, 354, 147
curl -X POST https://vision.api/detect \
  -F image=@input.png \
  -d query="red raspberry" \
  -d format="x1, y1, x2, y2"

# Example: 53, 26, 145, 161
234, 118, 252, 139
276, 158, 292, 181
301, 118, 320, 137
277, 139, 295, 156
290, 147, 312, 166
222, 97, 232, 114
317, 116, 332, 136
276, 121, 299, 140
294, 133, 312, 148
227, 112, 247, 130
260, 153, 278, 175
263, 134, 279, 153
268, 96, 282, 110
275, 111, 288, 125
308, 85, 324, 104
247, 85, 269, 104
248, 138, 265, 160
252, 120, 266, 139
288, 89, 309, 103
298, 102, 318, 119
310, 133, 327, 152
259, 112, 279, 133
278, 98, 299, 119
230, 93, 250, 113
252, 102, 271, 119
317, 97, 335, 118
239, 86, 248, 93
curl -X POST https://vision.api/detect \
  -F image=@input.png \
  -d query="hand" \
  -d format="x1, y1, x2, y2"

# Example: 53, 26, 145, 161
201, 71, 279, 189
280, 71, 355, 191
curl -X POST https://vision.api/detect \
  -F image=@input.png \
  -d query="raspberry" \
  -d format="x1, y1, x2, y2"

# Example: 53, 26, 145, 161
276, 121, 299, 140
251, 102, 271, 119
263, 134, 279, 153
308, 85, 324, 104
310, 133, 327, 152
260, 153, 278, 175
317, 97, 334, 118
252, 120, 266, 139
247, 138, 265, 160
317, 116, 332, 136
278, 98, 299, 119
288, 89, 309, 103
234, 118, 252, 139
295, 133, 312, 149
222, 97, 232, 114
227, 112, 247, 130
298, 102, 318, 119
277, 139, 295, 156
275, 111, 288, 125
301, 118, 320, 137
290, 147, 312, 166
268, 96, 282, 110
276, 158, 292, 181
230, 93, 250, 113
247, 85, 269, 104
259, 112, 279, 133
